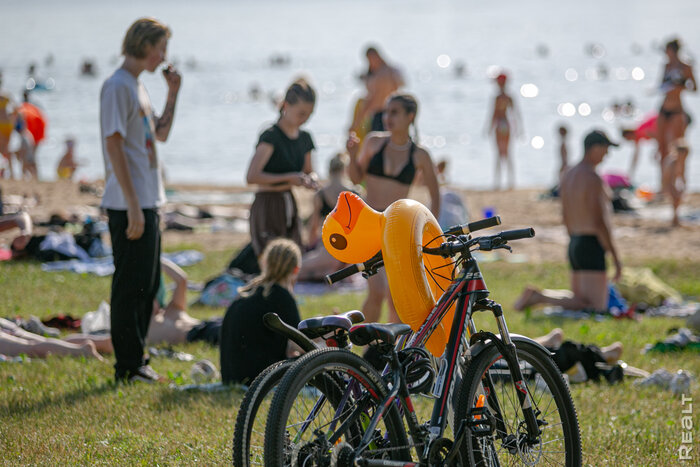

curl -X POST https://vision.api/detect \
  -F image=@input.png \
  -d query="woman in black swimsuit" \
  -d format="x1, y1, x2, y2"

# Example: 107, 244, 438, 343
657, 38, 696, 163
346, 92, 441, 323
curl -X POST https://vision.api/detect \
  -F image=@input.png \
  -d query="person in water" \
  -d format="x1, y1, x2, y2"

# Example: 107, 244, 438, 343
487, 72, 522, 190
347, 92, 440, 324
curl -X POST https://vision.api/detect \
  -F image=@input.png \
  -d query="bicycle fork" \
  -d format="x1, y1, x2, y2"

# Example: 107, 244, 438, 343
470, 298, 542, 445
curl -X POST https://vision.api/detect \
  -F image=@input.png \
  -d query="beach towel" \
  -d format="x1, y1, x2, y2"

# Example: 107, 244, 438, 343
617, 267, 683, 306
195, 273, 246, 308
40, 250, 204, 277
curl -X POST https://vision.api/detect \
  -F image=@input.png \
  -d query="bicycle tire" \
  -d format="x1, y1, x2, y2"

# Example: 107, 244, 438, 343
233, 359, 294, 466
264, 348, 411, 466
456, 339, 582, 466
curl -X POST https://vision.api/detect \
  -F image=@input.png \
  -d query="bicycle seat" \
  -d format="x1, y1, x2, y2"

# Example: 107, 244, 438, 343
298, 310, 364, 339
349, 323, 412, 346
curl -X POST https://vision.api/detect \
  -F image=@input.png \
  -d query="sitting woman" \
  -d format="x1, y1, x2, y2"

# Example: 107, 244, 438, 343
298, 152, 357, 281
220, 238, 303, 385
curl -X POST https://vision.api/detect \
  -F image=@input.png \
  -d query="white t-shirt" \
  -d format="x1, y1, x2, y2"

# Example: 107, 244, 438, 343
100, 68, 166, 210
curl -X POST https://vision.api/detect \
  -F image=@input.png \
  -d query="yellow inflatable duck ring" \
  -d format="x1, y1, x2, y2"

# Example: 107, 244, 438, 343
323, 191, 455, 357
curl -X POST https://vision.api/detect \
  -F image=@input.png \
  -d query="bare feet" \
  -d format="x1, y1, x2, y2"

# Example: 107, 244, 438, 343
78, 341, 105, 362
514, 286, 539, 311
601, 342, 623, 364
536, 328, 564, 348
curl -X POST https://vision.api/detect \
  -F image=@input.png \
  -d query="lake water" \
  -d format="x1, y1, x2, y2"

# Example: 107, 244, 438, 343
1, 0, 699, 190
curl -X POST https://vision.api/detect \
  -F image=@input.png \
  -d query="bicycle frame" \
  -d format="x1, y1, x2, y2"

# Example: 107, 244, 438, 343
353, 250, 542, 463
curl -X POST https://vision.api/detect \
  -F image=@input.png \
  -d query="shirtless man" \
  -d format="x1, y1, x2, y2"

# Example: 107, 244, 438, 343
515, 130, 621, 312
349, 46, 404, 135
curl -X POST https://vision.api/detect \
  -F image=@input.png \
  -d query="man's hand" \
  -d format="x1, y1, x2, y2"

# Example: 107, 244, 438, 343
126, 203, 145, 240
612, 258, 623, 283
162, 64, 181, 94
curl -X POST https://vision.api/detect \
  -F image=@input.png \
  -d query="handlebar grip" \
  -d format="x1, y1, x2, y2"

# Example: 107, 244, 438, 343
466, 216, 502, 234
325, 263, 360, 285
443, 216, 501, 236
263, 313, 316, 352
499, 228, 535, 241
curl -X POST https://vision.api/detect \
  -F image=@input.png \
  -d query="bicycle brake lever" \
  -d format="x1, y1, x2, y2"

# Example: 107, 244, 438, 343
493, 244, 512, 253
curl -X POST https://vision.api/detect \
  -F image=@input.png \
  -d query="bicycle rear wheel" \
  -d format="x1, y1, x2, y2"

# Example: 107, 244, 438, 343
233, 359, 294, 466
456, 339, 582, 466
264, 348, 411, 466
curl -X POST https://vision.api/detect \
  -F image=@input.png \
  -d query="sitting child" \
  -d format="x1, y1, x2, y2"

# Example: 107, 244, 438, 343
220, 238, 303, 385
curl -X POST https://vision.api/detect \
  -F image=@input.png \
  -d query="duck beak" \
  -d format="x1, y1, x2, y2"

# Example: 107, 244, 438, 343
331, 191, 366, 234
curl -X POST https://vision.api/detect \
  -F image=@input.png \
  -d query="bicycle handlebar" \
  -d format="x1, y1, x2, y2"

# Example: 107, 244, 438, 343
325, 223, 532, 283
443, 216, 501, 236
326, 251, 383, 285
423, 227, 536, 257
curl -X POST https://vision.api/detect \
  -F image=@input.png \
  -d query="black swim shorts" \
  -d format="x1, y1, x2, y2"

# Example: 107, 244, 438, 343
568, 235, 606, 271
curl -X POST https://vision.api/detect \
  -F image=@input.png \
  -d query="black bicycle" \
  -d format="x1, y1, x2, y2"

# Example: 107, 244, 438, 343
232, 310, 364, 466
263, 219, 582, 466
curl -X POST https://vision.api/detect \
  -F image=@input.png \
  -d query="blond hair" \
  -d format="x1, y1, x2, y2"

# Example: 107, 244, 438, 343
238, 239, 301, 298
122, 18, 171, 59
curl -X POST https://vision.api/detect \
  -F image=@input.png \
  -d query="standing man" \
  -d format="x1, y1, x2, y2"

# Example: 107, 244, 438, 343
349, 46, 404, 136
514, 130, 621, 312
100, 18, 181, 383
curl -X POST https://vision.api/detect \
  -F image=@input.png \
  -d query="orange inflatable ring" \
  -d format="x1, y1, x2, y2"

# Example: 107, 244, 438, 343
322, 192, 455, 357
382, 199, 455, 357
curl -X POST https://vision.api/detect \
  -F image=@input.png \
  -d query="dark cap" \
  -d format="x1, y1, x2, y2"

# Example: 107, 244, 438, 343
584, 130, 619, 151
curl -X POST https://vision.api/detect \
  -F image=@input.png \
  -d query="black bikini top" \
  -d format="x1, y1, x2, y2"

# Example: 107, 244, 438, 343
366, 140, 417, 186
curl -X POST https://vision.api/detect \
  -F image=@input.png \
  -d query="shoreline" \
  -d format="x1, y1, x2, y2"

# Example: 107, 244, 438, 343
1, 179, 699, 262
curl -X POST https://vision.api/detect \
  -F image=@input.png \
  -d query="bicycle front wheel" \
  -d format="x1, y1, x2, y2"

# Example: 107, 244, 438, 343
264, 348, 411, 466
456, 339, 582, 466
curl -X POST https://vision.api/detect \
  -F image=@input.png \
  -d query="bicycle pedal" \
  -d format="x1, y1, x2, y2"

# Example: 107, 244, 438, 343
464, 406, 495, 437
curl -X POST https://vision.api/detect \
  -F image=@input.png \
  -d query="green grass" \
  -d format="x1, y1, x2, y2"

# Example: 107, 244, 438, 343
1, 247, 698, 465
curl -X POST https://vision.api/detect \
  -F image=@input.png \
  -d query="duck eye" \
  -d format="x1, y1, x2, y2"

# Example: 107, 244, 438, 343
329, 233, 347, 250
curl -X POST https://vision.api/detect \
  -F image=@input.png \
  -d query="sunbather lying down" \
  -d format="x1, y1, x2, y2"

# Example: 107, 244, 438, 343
0, 258, 222, 360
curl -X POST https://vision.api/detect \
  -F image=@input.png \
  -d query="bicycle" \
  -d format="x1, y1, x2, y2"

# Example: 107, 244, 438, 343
263, 219, 582, 466
232, 310, 365, 466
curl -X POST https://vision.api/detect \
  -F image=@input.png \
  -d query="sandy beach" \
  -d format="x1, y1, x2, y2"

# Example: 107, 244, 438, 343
2, 179, 699, 263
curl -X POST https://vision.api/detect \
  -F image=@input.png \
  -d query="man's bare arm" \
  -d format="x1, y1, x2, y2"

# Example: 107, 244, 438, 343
155, 90, 178, 142
593, 179, 622, 279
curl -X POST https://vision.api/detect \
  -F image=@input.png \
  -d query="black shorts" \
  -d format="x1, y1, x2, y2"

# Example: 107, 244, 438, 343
186, 318, 223, 346
568, 235, 606, 271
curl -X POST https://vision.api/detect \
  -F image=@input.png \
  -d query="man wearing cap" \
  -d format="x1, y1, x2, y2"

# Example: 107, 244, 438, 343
515, 129, 621, 312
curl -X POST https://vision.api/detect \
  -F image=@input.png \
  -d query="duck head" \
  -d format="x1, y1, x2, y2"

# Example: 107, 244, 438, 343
322, 191, 383, 263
